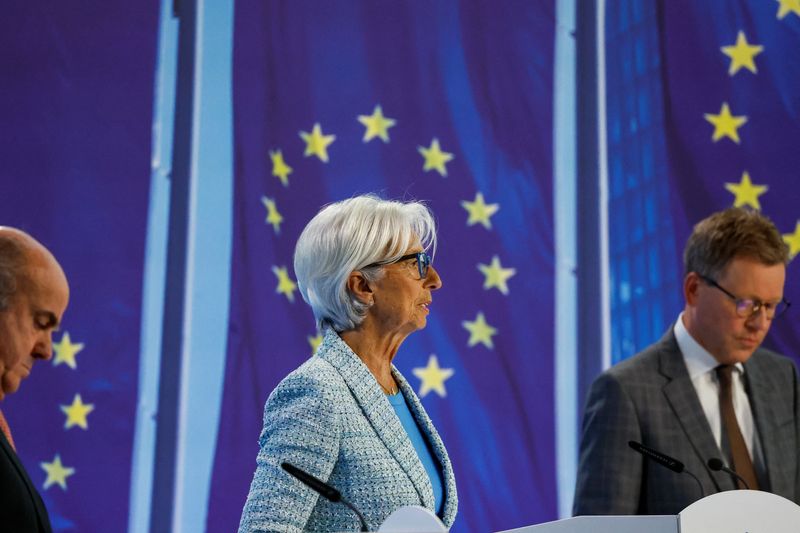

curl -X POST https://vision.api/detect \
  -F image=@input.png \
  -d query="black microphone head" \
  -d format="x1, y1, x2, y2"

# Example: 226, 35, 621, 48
628, 440, 685, 473
281, 461, 301, 476
281, 462, 341, 502
707, 457, 724, 471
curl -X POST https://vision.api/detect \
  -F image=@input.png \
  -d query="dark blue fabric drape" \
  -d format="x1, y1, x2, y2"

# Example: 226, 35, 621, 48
209, 2, 557, 531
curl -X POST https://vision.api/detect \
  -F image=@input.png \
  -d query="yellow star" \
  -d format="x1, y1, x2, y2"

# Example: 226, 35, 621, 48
357, 105, 396, 143
261, 196, 283, 233
721, 31, 763, 75
269, 150, 292, 187
462, 312, 498, 349
461, 192, 500, 229
776, 0, 800, 19
308, 333, 323, 355
783, 221, 800, 261
60, 394, 95, 430
272, 266, 297, 302
704, 102, 748, 144
52, 332, 84, 370
477, 256, 517, 295
724, 171, 768, 210
40, 454, 76, 490
412, 354, 454, 398
299, 123, 336, 162
418, 138, 454, 176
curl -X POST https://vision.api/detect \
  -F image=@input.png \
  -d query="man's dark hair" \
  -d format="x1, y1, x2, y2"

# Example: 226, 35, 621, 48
684, 207, 789, 279
0, 234, 25, 310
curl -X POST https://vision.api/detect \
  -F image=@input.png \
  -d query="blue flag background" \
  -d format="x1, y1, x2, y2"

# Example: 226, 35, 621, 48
605, 0, 800, 368
207, 2, 557, 532
0, 2, 158, 531
660, 0, 800, 364
3, 1, 800, 532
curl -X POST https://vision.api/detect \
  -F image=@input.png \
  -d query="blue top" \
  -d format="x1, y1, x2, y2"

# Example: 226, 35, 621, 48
387, 390, 444, 515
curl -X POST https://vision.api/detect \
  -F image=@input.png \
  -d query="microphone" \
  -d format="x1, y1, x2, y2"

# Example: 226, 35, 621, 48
628, 441, 704, 497
707, 457, 751, 490
281, 462, 368, 532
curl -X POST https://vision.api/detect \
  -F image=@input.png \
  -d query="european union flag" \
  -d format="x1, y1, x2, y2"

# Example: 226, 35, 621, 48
656, 0, 800, 363
207, 2, 559, 531
0, 2, 159, 531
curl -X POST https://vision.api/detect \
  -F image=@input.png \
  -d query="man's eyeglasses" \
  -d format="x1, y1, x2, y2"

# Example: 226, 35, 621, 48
363, 251, 432, 279
699, 274, 790, 320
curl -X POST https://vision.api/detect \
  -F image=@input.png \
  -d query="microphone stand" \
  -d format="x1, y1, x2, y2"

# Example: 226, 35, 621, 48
707, 457, 751, 490
628, 441, 705, 498
281, 462, 369, 532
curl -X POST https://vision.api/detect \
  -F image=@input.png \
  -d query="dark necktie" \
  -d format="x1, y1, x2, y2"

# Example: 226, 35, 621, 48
716, 365, 758, 490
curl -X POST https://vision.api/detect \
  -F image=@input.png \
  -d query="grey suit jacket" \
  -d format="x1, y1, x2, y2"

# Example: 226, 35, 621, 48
573, 328, 800, 515
238, 329, 458, 532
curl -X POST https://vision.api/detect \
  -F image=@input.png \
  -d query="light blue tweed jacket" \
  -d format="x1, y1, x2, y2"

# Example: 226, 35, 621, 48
238, 329, 458, 532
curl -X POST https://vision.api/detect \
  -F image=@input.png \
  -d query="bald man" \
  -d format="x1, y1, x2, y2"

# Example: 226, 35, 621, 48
0, 227, 69, 532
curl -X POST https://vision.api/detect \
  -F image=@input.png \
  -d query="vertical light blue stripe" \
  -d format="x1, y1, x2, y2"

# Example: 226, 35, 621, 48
596, 0, 612, 371
128, 1, 178, 531
129, 1, 233, 531
554, 0, 578, 519
171, 0, 234, 531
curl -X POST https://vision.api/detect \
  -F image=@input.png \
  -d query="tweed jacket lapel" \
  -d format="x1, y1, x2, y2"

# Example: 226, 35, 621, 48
393, 370, 458, 524
744, 352, 793, 495
658, 330, 733, 492
317, 330, 435, 509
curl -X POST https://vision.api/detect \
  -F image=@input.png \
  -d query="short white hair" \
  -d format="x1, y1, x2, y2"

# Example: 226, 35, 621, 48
294, 194, 437, 332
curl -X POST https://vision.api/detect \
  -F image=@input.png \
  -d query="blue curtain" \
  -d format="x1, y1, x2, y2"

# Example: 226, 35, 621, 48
207, 2, 558, 532
0, 3, 159, 531
606, 0, 800, 368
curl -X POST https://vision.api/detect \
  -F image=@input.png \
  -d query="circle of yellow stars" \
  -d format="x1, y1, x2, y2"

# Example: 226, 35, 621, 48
777, 0, 800, 20
412, 355, 454, 398
272, 266, 297, 302
37, 330, 92, 492
41, 454, 75, 490
707, 22, 800, 261
52, 332, 84, 369
299, 123, 336, 163
418, 138, 455, 177
269, 150, 292, 187
60, 394, 95, 430
358, 105, 396, 143
261, 196, 283, 234
255, 101, 523, 400
721, 31, 763, 76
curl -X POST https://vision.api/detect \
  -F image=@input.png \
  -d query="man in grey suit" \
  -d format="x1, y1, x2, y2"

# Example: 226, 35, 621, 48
573, 208, 800, 515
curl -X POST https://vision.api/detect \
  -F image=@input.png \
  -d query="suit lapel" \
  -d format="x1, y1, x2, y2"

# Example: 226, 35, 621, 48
0, 424, 51, 532
317, 330, 434, 508
394, 370, 457, 523
658, 332, 735, 492
744, 352, 789, 495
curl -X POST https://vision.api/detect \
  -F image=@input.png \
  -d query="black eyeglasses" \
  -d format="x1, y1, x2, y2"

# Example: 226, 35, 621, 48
699, 274, 790, 320
363, 251, 432, 279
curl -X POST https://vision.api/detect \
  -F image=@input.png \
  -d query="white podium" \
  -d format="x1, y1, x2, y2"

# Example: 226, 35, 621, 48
378, 506, 448, 532
495, 515, 675, 533
495, 491, 800, 533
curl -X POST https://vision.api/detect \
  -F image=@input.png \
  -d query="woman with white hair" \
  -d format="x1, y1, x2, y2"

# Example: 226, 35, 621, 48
238, 194, 458, 532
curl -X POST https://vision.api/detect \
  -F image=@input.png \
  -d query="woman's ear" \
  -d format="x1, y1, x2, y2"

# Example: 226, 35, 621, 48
347, 270, 374, 305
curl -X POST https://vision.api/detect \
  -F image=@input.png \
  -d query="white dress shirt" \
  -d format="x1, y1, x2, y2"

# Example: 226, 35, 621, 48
674, 314, 766, 479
